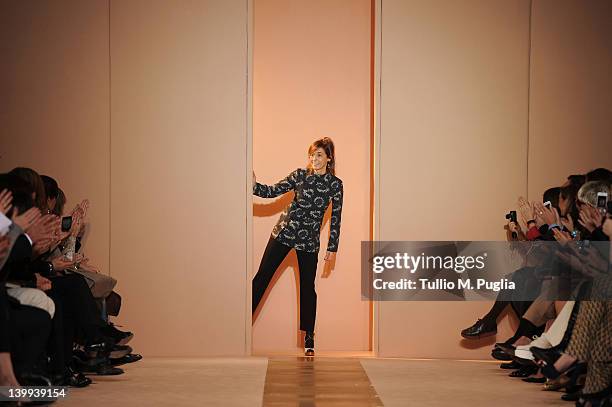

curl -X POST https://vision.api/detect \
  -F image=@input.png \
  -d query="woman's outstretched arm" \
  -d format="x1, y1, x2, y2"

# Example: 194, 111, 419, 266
326, 180, 343, 253
253, 169, 300, 198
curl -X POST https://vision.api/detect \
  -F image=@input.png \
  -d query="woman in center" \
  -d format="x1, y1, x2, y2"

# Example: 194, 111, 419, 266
252, 137, 343, 356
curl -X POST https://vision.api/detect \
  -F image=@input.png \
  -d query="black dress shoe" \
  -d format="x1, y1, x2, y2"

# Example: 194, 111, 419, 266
102, 323, 134, 346
73, 350, 124, 375
17, 373, 52, 387
53, 368, 92, 387
110, 344, 132, 359
84, 339, 114, 357
461, 318, 497, 339
496, 343, 516, 356
561, 391, 581, 401
491, 348, 512, 361
522, 376, 547, 383
509, 365, 538, 378
511, 355, 538, 367
77, 360, 124, 376
500, 361, 522, 370
111, 353, 143, 366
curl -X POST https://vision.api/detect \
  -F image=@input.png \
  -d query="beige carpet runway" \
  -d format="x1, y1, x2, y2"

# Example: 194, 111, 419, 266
56, 355, 568, 406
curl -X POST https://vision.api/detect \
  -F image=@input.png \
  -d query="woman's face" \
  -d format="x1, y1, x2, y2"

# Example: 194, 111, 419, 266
309, 147, 329, 173
559, 193, 569, 216
47, 198, 57, 212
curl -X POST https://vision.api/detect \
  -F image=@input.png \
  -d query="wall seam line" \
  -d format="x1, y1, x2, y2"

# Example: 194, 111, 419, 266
108, 0, 112, 278
526, 0, 533, 200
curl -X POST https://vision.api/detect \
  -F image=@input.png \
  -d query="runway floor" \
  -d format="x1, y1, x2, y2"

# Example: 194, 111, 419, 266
56, 354, 569, 406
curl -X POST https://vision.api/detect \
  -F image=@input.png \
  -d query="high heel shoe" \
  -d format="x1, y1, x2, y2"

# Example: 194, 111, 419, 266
530, 346, 573, 379
542, 364, 586, 392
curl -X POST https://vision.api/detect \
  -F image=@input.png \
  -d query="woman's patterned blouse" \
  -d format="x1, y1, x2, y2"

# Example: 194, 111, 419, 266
253, 168, 343, 253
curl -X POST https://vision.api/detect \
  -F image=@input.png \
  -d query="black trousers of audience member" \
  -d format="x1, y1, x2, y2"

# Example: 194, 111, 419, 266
47, 273, 107, 347
8, 301, 51, 377
46, 295, 70, 375
252, 237, 318, 332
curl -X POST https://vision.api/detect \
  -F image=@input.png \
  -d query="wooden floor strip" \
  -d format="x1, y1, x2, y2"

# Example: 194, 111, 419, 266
263, 357, 384, 406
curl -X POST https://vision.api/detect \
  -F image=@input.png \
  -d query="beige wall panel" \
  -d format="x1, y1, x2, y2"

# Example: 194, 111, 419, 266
252, 0, 371, 352
528, 0, 612, 197
0, 1, 111, 275
378, 0, 531, 358
110, 0, 249, 356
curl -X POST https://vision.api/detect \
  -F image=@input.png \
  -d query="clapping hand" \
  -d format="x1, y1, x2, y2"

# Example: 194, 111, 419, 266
50, 252, 84, 272
578, 204, 604, 233
533, 202, 559, 227
517, 196, 535, 230
27, 214, 57, 243
11, 207, 42, 232
34, 273, 52, 291
552, 228, 572, 246
0, 189, 13, 215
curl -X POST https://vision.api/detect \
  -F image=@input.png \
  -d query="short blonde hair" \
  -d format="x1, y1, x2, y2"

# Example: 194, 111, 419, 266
577, 180, 612, 206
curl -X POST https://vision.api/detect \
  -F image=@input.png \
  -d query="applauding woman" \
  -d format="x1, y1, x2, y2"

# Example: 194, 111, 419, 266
252, 137, 343, 356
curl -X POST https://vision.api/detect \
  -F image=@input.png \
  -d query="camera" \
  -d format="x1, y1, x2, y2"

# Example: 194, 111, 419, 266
505, 210, 517, 223
61, 216, 73, 232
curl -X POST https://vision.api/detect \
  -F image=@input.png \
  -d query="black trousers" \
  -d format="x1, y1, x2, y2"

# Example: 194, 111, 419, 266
252, 237, 318, 332
8, 302, 51, 376
47, 273, 107, 345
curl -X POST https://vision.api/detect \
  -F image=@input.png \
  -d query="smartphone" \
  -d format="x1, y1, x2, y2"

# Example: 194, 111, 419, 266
61, 216, 73, 232
596, 192, 608, 211
543, 201, 552, 209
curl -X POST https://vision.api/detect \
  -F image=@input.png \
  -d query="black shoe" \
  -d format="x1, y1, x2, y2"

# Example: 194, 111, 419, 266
84, 338, 114, 357
511, 355, 538, 367
16, 373, 52, 387
73, 350, 124, 375
522, 376, 547, 383
461, 318, 497, 339
103, 323, 134, 346
111, 353, 143, 366
60, 366, 92, 388
500, 361, 522, 370
561, 391, 582, 402
304, 331, 315, 356
495, 343, 516, 356
491, 348, 512, 361
110, 344, 132, 359
92, 363, 124, 376
509, 365, 538, 378
76, 359, 124, 376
